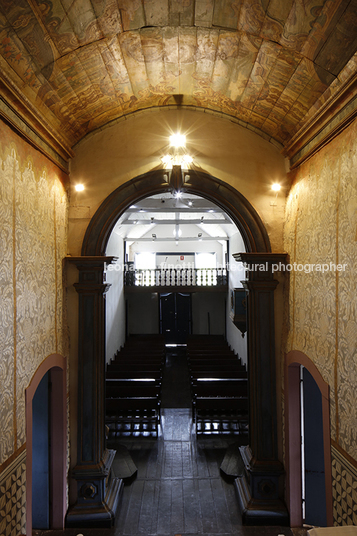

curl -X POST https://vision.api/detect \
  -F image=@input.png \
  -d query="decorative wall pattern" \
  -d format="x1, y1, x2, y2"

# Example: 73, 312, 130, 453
331, 445, 357, 525
0, 0, 356, 149
0, 449, 26, 536
0, 117, 69, 472
284, 118, 357, 459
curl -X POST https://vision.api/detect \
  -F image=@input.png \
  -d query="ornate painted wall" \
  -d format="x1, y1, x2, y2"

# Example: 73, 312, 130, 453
284, 118, 357, 522
0, 119, 69, 535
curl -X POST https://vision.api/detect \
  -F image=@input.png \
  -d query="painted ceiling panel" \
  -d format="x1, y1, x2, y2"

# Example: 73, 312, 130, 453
118, 0, 146, 31
119, 31, 149, 98
212, 0, 242, 30
260, 0, 294, 43
254, 49, 301, 118
210, 31, 240, 94
162, 26, 180, 95
143, 0, 169, 27
314, 0, 357, 75
171, 0, 195, 26
240, 40, 281, 112
36, 1, 80, 56
238, 0, 267, 36
195, 28, 219, 83
227, 32, 260, 102
140, 28, 166, 88
60, 0, 103, 45
195, 0, 215, 27
300, 0, 350, 61
280, 0, 326, 52
1, 0, 357, 151
178, 27, 197, 97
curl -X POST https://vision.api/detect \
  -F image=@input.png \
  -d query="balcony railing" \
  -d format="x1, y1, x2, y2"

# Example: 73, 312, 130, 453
124, 268, 228, 288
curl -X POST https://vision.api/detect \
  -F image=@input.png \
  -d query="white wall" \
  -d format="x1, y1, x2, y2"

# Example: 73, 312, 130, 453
127, 293, 159, 335
105, 230, 126, 363
192, 292, 226, 335
226, 231, 247, 366
128, 224, 225, 266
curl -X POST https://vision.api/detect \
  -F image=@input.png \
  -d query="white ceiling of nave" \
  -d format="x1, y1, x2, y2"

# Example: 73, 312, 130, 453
114, 192, 235, 241
1, 0, 357, 155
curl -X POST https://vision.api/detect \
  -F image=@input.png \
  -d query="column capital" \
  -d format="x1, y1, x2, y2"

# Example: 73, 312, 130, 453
233, 252, 288, 282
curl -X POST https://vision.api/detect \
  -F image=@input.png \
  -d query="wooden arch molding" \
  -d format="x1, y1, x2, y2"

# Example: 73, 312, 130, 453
81, 169, 271, 256
69, 169, 295, 526
284, 350, 333, 527
25, 353, 67, 534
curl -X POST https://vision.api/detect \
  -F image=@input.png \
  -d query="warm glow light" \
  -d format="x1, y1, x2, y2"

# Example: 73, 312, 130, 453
272, 183, 281, 192
169, 133, 186, 147
182, 154, 193, 165
75, 183, 84, 192
162, 155, 172, 166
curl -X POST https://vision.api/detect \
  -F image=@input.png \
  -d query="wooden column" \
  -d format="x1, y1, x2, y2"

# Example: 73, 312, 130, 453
233, 252, 289, 525
66, 256, 123, 528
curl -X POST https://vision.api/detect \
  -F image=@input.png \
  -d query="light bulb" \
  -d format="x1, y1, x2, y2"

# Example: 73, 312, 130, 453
169, 133, 186, 148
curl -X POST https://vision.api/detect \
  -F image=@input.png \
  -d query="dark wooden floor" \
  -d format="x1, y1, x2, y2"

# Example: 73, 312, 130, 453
36, 348, 301, 536
112, 408, 247, 535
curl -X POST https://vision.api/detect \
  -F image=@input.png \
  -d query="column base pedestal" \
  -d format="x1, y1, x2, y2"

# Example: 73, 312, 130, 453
235, 473, 289, 526
66, 474, 123, 528
66, 450, 123, 528
234, 446, 289, 526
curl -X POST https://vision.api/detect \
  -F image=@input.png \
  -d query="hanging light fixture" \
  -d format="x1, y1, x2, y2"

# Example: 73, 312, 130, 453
161, 132, 194, 170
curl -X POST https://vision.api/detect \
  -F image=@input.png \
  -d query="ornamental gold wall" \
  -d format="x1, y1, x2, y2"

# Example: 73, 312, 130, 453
284, 119, 357, 462
0, 120, 69, 535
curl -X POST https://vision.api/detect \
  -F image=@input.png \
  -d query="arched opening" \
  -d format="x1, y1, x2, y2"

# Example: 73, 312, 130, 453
81, 169, 271, 257
67, 168, 289, 527
285, 350, 333, 527
25, 354, 67, 535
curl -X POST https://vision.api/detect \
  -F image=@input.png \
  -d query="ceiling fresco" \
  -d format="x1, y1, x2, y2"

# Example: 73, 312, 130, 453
0, 0, 357, 152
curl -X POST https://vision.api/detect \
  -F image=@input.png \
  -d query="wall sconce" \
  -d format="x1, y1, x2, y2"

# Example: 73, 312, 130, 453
270, 183, 281, 206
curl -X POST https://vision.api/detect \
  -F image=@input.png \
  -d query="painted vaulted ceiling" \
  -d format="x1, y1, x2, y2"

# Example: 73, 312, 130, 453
1, 0, 357, 161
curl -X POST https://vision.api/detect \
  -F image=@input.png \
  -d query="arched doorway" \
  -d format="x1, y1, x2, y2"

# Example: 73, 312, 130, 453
25, 353, 67, 535
66, 168, 289, 526
285, 350, 333, 527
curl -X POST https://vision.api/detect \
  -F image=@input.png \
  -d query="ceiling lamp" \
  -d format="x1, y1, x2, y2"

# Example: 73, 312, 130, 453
272, 183, 281, 192
162, 132, 193, 170
169, 133, 186, 147
173, 226, 182, 238
74, 183, 84, 192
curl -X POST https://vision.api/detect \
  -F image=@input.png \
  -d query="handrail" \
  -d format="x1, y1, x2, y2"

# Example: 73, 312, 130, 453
124, 267, 228, 287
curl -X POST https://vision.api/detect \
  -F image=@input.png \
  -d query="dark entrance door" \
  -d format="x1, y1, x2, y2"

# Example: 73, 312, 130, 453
303, 367, 327, 526
159, 292, 191, 343
32, 370, 50, 529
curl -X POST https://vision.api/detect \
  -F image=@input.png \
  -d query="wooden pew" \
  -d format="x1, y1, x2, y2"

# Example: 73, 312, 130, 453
193, 396, 248, 434
106, 397, 161, 435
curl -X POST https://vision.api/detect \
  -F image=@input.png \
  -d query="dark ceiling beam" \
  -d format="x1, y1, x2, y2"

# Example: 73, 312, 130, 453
119, 218, 232, 225
124, 236, 228, 242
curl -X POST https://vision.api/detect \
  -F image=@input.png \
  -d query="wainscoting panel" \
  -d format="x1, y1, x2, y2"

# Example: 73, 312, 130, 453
332, 444, 357, 525
0, 449, 26, 536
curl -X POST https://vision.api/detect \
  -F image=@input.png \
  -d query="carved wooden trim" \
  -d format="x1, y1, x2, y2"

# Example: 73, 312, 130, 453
283, 72, 357, 169
81, 169, 271, 256
25, 353, 67, 534
284, 350, 333, 527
